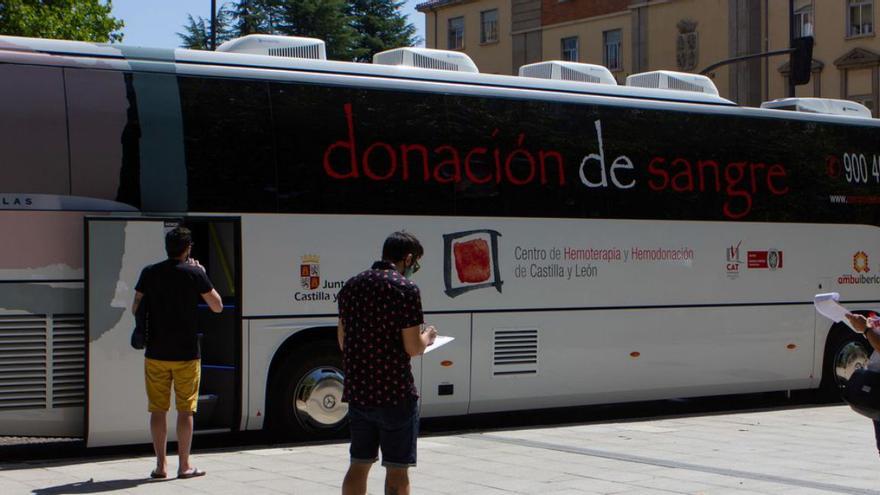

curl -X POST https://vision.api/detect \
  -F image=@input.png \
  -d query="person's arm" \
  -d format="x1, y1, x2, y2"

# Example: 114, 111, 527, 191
337, 319, 345, 351
188, 258, 223, 313
402, 325, 437, 357
846, 313, 880, 352
201, 289, 223, 313
132, 291, 144, 315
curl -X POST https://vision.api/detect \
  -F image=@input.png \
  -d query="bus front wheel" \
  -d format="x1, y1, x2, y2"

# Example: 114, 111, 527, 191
820, 326, 872, 399
270, 342, 348, 438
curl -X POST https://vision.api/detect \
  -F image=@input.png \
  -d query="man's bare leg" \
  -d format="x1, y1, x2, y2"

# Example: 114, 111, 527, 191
176, 411, 195, 473
385, 467, 410, 495
150, 412, 168, 476
342, 462, 372, 495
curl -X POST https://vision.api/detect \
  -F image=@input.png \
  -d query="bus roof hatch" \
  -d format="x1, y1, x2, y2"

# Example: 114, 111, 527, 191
626, 70, 719, 96
372, 47, 479, 73
518, 61, 618, 85
760, 98, 873, 119
217, 34, 326, 60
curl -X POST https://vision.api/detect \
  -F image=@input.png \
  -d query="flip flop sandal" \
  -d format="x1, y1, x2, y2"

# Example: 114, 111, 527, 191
150, 470, 167, 479
177, 468, 206, 479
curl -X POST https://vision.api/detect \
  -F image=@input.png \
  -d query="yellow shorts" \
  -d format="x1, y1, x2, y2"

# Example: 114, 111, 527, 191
144, 358, 201, 413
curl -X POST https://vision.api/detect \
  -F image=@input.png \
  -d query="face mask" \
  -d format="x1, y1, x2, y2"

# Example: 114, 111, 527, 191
403, 258, 420, 278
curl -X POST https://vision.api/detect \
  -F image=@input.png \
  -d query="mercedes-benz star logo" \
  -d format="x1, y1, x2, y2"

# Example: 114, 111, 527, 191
323, 395, 337, 409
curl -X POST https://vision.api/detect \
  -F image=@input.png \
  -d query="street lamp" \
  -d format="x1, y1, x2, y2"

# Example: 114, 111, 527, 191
210, 0, 217, 51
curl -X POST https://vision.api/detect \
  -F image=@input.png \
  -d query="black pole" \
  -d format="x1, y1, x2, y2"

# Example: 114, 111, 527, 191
210, 0, 217, 51
699, 48, 794, 76
788, 0, 795, 97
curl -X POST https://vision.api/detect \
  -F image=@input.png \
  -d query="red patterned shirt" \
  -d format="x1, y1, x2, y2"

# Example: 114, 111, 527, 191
338, 261, 424, 407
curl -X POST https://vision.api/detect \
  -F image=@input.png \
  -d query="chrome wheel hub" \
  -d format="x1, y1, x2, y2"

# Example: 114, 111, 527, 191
834, 341, 870, 387
294, 366, 347, 431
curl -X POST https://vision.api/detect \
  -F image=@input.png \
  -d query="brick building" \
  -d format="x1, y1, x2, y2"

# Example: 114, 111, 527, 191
416, 0, 880, 112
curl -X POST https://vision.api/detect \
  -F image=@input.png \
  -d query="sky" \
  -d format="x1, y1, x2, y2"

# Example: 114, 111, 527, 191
110, 0, 427, 49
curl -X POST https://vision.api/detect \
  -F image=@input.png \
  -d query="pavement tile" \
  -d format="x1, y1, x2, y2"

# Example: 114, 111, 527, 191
6, 404, 880, 495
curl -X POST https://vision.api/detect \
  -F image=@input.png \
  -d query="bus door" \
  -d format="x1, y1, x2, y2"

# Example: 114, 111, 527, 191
85, 217, 242, 447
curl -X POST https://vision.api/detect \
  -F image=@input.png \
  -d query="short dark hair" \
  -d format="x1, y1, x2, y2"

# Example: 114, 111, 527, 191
165, 227, 193, 258
382, 231, 423, 263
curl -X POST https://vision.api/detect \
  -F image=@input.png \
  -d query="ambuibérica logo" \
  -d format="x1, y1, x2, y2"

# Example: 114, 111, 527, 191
839, 251, 880, 285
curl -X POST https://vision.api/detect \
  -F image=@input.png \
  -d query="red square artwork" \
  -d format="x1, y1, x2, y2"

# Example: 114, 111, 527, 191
453, 239, 491, 283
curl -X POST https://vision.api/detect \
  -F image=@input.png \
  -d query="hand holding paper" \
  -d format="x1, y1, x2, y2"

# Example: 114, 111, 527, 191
425, 336, 454, 354
814, 292, 855, 330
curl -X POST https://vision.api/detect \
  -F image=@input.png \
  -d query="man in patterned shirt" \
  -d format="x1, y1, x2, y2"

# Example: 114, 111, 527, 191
337, 231, 437, 495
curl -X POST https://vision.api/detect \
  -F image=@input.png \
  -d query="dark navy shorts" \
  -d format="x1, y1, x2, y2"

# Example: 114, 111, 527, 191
348, 399, 419, 468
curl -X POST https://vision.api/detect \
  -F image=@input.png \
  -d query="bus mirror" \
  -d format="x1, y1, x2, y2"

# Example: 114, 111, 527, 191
790, 36, 814, 86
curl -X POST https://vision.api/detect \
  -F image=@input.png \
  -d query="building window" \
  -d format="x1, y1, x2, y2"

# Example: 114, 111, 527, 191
848, 0, 874, 37
480, 9, 498, 44
448, 16, 464, 49
676, 19, 699, 71
794, 0, 814, 37
561, 37, 578, 62
603, 29, 622, 70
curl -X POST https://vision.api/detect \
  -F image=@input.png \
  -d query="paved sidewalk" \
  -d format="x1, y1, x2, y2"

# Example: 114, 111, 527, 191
2, 404, 879, 495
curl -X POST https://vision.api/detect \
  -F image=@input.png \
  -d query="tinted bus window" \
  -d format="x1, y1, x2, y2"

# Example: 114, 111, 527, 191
271, 83, 455, 216
178, 77, 277, 212
65, 68, 140, 208
0, 64, 69, 195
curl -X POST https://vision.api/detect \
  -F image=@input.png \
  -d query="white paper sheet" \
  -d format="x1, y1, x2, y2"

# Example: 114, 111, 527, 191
814, 292, 854, 329
424, 336, 454, 354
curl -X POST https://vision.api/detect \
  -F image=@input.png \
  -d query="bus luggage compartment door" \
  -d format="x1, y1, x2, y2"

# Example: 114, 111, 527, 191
85, 217, 242, 447
85, 217, 171, 447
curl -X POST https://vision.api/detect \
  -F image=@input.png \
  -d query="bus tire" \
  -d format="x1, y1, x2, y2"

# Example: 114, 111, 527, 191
269, 341, 348, 439
819, 325, 872, 400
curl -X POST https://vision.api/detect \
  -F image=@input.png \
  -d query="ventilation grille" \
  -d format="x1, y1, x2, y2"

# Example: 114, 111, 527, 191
520, 64, 553, 79
666, 75, 705, 93
560, 66, 600, 83
492, 329, 538, 376
267, 44, 322, 59
628, 72, 661, 88
51, 315, 85, 407
412, 52, 457, 71
0, 313, 85, 411
383, 50, 405, 66
0, 314, 48, 410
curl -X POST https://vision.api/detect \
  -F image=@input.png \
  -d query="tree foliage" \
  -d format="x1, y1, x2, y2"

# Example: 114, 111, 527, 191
0, 0, 124, 42
177, 4, 235, 50
180, 0, 417, 61
348, 0, 418, 62
275, 0, 359, 60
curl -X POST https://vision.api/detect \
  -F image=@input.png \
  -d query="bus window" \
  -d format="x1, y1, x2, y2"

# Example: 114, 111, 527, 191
65, 68, 139, 208
178, 76, 277, 212
271, 83, 456, 216
0, 64, 69, 195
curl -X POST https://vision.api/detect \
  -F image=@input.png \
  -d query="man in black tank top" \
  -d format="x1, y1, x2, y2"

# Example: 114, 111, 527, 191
132, 227, 223, 479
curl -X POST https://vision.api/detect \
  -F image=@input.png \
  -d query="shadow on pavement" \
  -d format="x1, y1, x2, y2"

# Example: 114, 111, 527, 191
2, 390, 841, 464
31, 477, 168, 494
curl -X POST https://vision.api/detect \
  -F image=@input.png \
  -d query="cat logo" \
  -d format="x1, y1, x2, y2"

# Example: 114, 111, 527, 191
300, 255, 321, 290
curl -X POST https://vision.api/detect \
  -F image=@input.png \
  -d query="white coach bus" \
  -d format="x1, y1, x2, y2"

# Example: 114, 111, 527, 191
1, 34, 879, 447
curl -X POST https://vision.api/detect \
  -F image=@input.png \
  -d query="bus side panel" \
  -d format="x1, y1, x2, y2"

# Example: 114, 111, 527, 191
469, 307, 815, 414
419, 313, 471, 418
244, 318, 338, 431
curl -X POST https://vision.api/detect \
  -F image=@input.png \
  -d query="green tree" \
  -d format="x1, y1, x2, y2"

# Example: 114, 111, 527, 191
177, 3, 235, 50
348, 0, 418, 62
231, 0, 282, 37
180, 0, 417, 60
0, 0, 124, 42
275, 0, 358, 60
